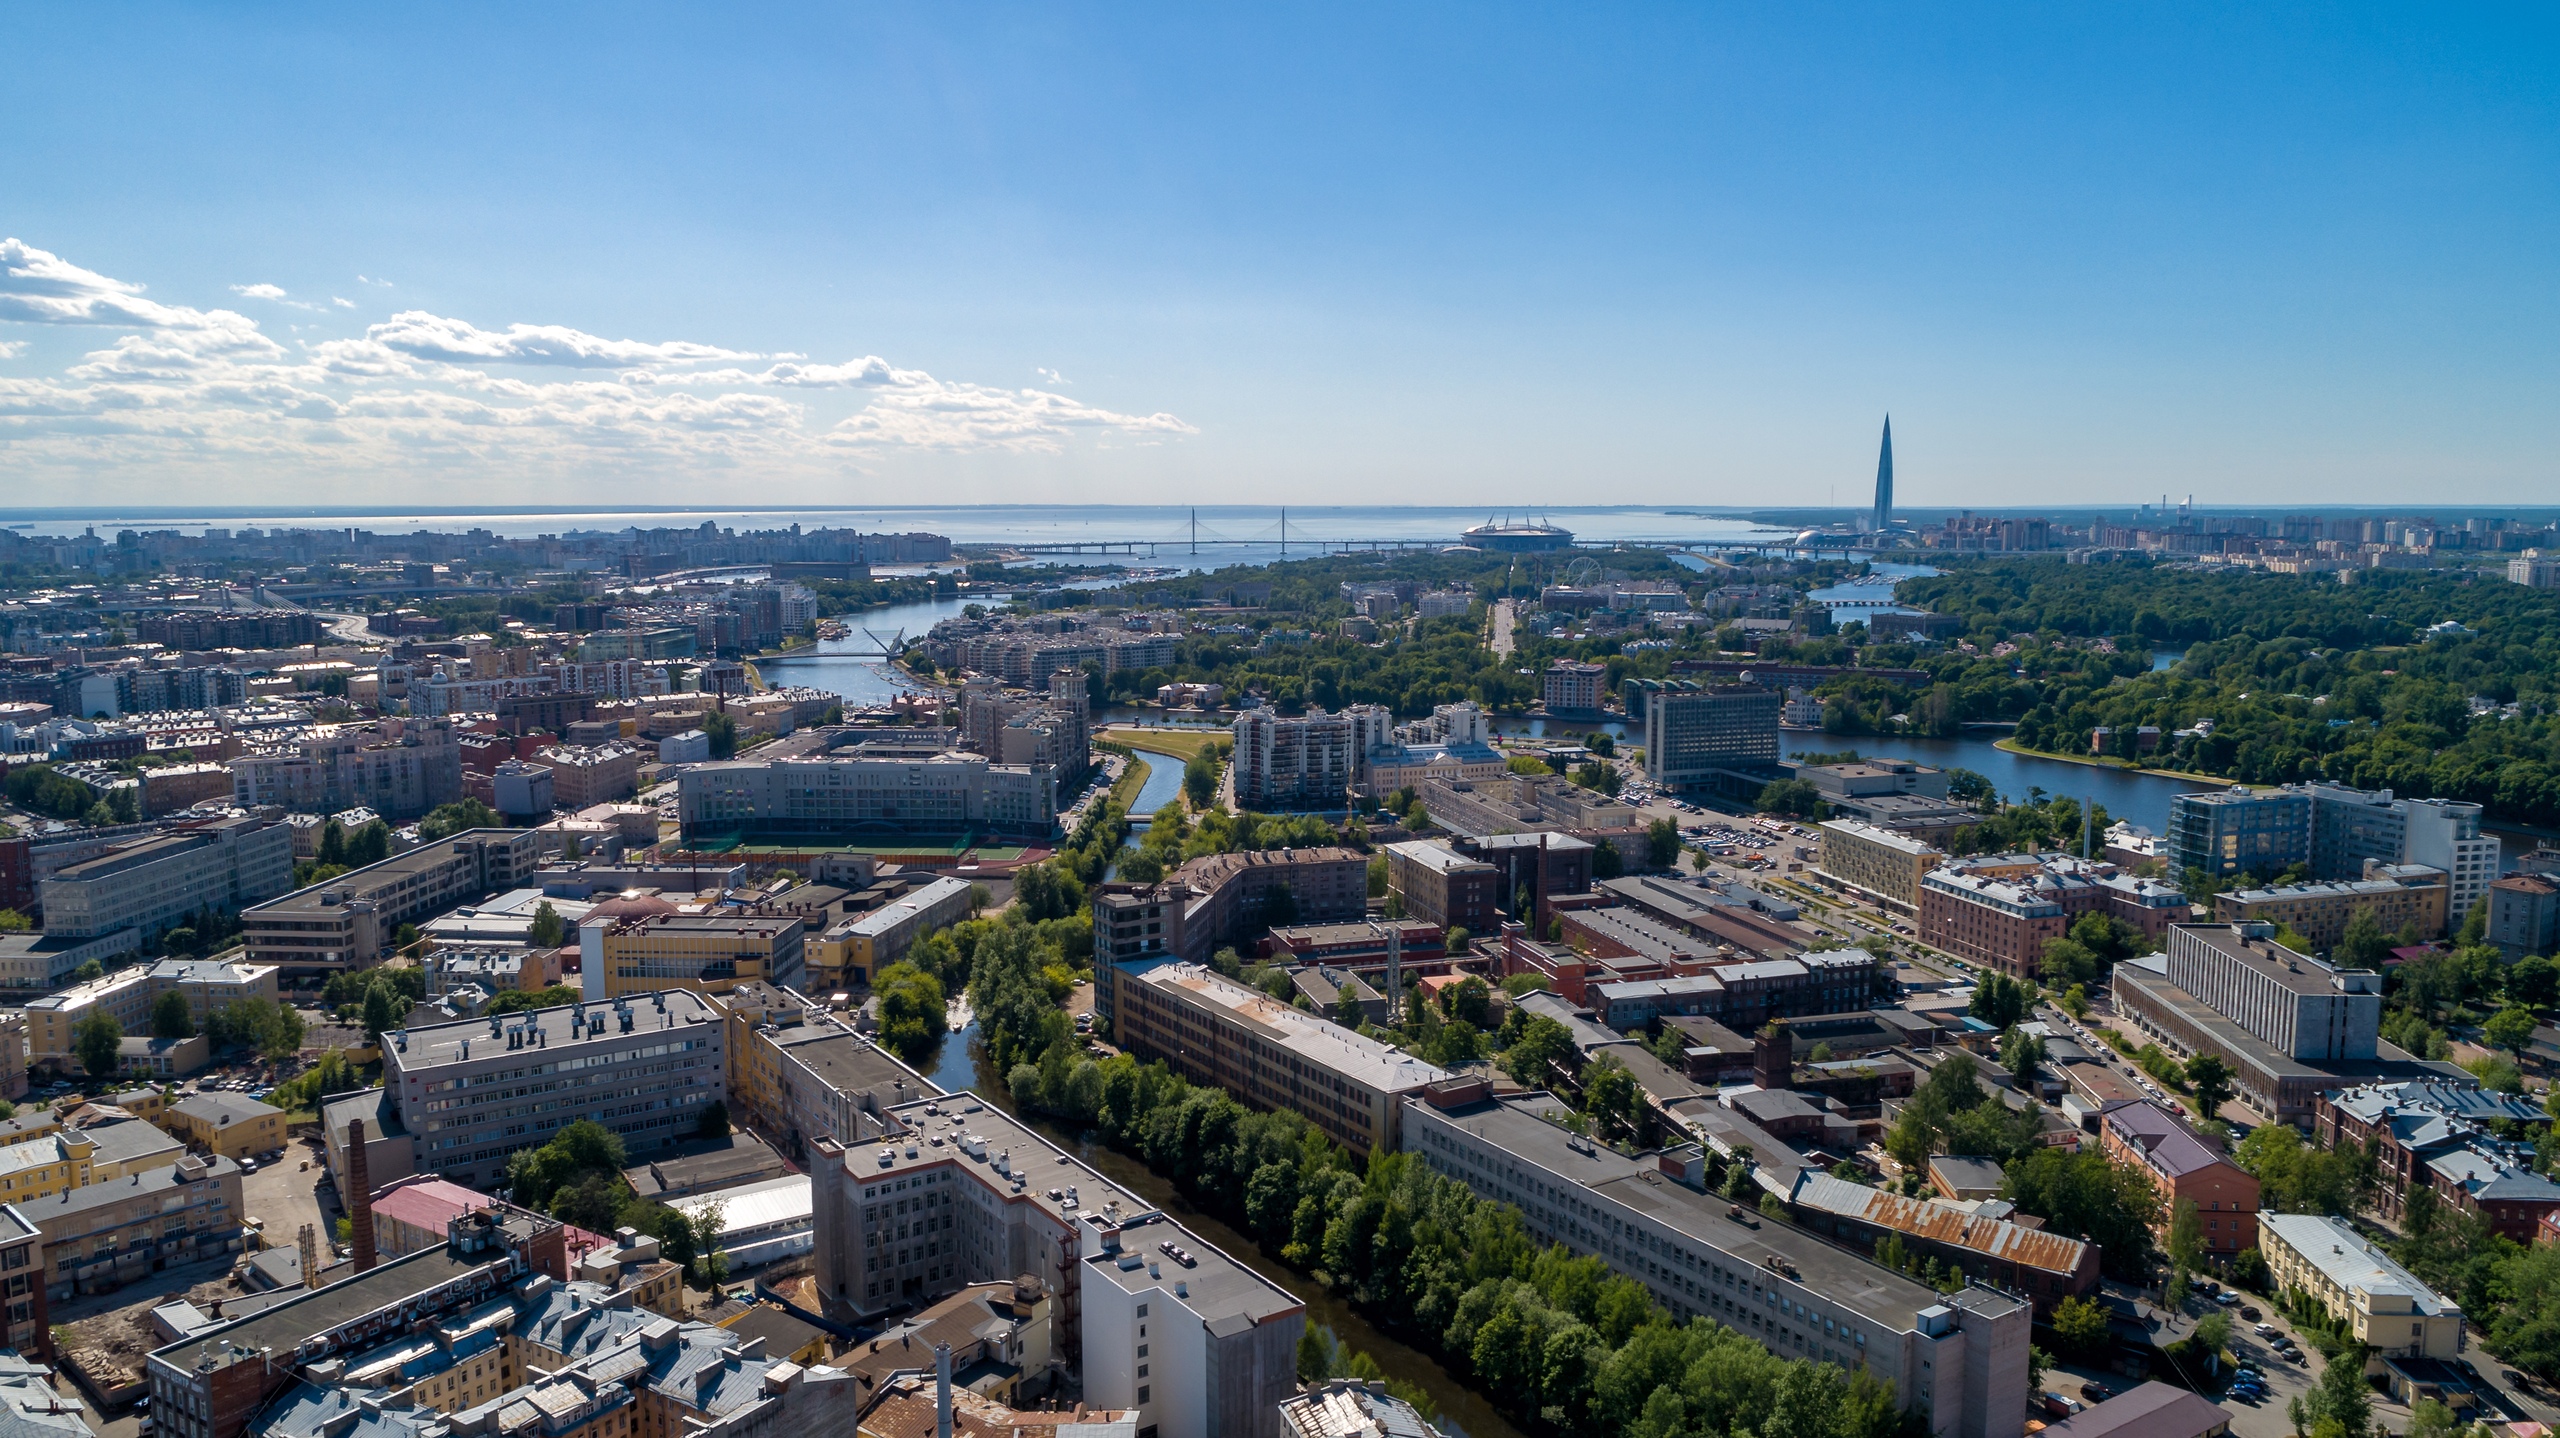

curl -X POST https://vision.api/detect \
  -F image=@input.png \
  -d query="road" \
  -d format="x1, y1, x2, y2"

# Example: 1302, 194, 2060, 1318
1490, 599, 1518, 657
311, 611, 379, 645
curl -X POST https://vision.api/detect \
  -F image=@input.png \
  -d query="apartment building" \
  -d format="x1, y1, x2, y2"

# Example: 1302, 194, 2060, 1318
384, 992, 727, 1191
239, 828, 546, 972
1230, 708, 1358, 811
23, 969, 155, 1070
2302, 784, 2499, 929
2259, 1214, 2462, 1360
581, 913, 805, 1001
24, 1152, 239, 1300
1918, 868, 2068, 979
2163, 923, 2381, 1061
1542, 661, 1608, 714
727, 1017, 932, 1162
2098, 1101, 2260, 1258
35, 816, 295, 941
1382, 841, 1501, 934
0, 1210, 44, 1359
2490, 874, 2560, 960
1090, 848, 1368, 1026
534, 743, 643, 809
1643, 685, 1782, 795
148, 956, 282, 1027
676, 750, 1058, 840
2166, 787, 2312, 881
2316, 1082, 2560, 1241
1817, 820, 1943, 913
1114, 963, 1448, 1155
228, 717, 463, 820
808, 1096, 1303, 1438
1404, 1086, 2030, 1438
2214, 864, 2450, 947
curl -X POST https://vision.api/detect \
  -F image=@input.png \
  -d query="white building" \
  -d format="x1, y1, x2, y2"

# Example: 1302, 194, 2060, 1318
677, 751, 1058, 839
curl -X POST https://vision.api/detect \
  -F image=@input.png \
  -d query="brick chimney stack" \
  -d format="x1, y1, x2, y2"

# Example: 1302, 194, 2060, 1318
347, 1117, 377, 1273
1754, 1022, 1790, 1091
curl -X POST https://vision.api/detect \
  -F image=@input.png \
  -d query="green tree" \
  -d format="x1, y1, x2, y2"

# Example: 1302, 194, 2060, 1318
1644, 817, 1681, 869
2298, 1342, 2372, 1438
2167, 1199, 2205, 1293
875, 962, 947, 1065
74, 1010, 123, 1077
696, 1100, 731, 1140
70, 959, 104, 984
150, 989, 195, 1040
2485, 1004, 2540, 1063
2335, 907, 2393, 969
1503, 1015, 1580, 1090
529, 902, 566, 949
2185, 1053, 2236, 1120
1967, 973, 2031, 1030
703, 708, 739, 759
2038, 938, 2100, 989
1999, 1029, 2045, 1085
2051, 1294, 2109, 1354
417, 799, 501, 842
507, 1120, 629, 1210
1591, 839, 1624, 881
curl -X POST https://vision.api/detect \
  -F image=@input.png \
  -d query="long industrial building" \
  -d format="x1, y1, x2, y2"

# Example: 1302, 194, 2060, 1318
36, 815, 295, 941
1404, 1084, 2030, 1438
676, 749, 1058, 839
240, 827, 547, 972
1112, 962, 1448, 1154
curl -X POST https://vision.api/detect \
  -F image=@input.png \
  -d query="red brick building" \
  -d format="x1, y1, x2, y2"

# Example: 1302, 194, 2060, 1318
2099, 1100, 2260, 1259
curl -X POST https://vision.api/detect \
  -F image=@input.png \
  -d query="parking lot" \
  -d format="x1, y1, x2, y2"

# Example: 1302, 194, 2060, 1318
240, 1133, 337, 1264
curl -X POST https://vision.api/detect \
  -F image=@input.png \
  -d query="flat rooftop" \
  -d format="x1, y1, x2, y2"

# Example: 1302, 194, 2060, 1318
2172, 924, 2376, 997
150, 1240, 494, 1363
2261, 1213, 2457, 1317
247, 836, 482, 917
1418, 1092, 1944, 1328
773, 1025, 934, 1103
1381, 841, 1492, 875
1138, 964, 1449, 1093
386, 990, 723, 1073
863, 1094, 1300, 1329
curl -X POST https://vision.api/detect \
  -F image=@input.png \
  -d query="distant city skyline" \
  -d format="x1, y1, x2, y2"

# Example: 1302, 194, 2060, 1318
3, 7, 2555, 508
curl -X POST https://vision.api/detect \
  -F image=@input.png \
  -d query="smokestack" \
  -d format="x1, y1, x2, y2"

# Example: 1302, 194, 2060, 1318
1754, 1022, 1790, 1091
298, 1223, 321, 1290
346, 1117, 377, 1273
935, 1343, 954, 1438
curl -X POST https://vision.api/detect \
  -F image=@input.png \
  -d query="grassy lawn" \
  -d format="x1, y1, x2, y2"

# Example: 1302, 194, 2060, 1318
1097, 725, 1225, 763
1104, 750, 1153, 810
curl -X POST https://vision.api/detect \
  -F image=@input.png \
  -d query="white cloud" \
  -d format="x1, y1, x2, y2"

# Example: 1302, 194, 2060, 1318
366, 311, 761, 369
332, 297, 355, 309
1037, 367, 1070, 385
0, 238, 260, 336
0, 238, 1195, 479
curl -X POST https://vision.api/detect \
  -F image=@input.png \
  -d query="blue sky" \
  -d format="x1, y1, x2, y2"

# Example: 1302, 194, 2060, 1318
2, 4, 2554, 509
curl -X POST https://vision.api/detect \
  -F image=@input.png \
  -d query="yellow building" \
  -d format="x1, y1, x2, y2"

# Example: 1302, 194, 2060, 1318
92, 1087, 170, 1122
1815, 819, 1946, 914
2261, 1213, 2464, 1359
165, 1092, 286, 1160
708, 983, 806, 1125
0, 1130, 95, 1202
2215, 864, 2451, 948
592, 914, 806, 1000
24, 969, 154, 1068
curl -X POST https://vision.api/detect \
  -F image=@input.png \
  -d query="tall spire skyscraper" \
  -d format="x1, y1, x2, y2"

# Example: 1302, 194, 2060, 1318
1872, 415, 1894, 534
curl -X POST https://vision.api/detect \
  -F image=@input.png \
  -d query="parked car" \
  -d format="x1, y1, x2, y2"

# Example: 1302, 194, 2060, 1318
2254, 1324, 2278, 1338
2241, 1305, 2261, 1321
2079, 1382, 2110, 1403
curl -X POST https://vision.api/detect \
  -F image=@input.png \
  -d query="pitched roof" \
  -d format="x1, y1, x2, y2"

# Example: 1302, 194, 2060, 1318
2103, 1101, 2240, 1182
1788, 1172, 2094, 1278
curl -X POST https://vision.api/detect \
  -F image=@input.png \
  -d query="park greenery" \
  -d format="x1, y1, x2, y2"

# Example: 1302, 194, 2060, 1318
503, 1120, 733, 1287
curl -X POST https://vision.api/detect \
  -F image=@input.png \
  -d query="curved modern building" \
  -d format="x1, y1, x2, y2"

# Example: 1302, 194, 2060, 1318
1460, 518, 1575, 552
